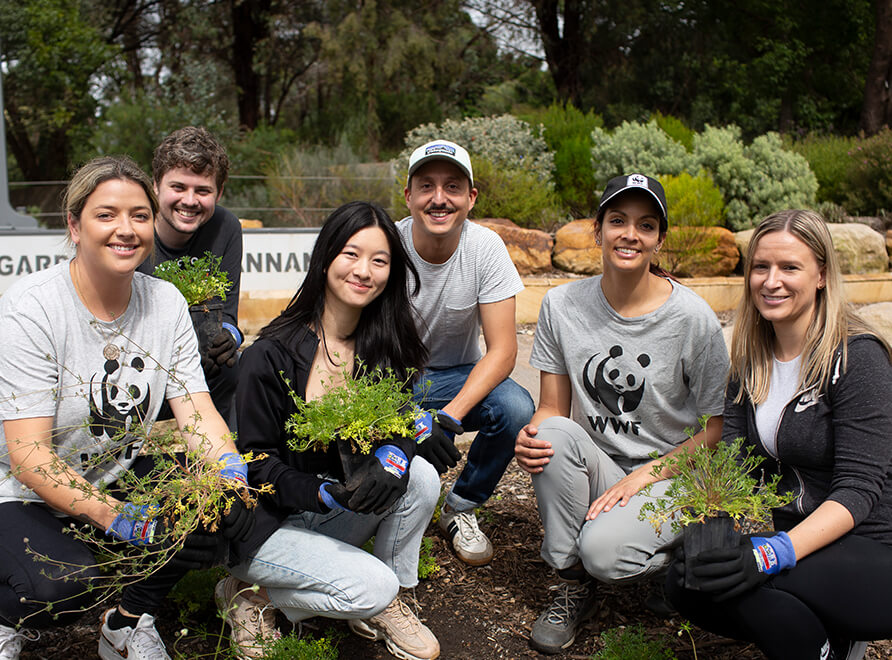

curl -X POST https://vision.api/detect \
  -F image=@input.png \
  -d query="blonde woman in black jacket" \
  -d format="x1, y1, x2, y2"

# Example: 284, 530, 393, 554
668, 210, 892, 660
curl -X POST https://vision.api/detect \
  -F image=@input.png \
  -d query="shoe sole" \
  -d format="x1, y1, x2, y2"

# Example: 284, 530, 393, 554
348, 619, 439, 660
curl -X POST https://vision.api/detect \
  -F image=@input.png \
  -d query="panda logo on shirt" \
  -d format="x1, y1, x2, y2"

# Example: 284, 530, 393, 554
88, 355, 152, 443
582, 345, 651, 416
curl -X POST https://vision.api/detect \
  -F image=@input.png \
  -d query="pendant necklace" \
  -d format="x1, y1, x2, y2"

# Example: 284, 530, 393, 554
70, 259, 129, 361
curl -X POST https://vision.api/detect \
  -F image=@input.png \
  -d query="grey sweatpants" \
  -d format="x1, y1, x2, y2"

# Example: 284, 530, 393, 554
531, 416, 679, 583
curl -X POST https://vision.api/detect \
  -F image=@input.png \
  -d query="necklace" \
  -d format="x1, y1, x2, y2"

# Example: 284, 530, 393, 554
70, 259, 129, 361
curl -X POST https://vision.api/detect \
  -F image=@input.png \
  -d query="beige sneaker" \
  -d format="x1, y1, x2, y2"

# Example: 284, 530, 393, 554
349, 597, 440, 660
214, 577, 282, 659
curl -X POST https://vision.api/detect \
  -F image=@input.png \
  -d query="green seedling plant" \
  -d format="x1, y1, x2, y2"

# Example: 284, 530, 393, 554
283, 363, 418, 456
638, 416, 795, 535
592, 624, 677, 660
153, 251, 232, 306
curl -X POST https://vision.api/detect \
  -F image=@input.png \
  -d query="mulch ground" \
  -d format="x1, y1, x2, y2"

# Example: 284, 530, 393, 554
20, 445, 892, 659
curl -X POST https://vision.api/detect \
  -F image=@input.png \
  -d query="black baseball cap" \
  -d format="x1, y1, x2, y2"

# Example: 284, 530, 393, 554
597, 174, 668, 232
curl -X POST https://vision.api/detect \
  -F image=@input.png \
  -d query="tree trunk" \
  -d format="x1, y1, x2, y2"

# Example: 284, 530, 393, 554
532, 0, 585, 107
230, 0, 271, 130
861, 0, 892, 134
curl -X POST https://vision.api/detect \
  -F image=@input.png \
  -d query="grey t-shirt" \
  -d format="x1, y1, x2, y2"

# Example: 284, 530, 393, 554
0, 262, 207, 504
396, 218, 523, 367
530, 276, 729, 461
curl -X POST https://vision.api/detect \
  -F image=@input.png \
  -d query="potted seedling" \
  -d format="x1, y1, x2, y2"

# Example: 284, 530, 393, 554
283, 364, 418, 477
153, 252, 232, 355
638, 416, 794, 590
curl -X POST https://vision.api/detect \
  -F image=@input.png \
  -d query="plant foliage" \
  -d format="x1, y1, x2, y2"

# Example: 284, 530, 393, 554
841, 128, 892, 216
639, 417, 795, 535
153, 252, 232, 307
283, 365, 416, 455
593, 624, 677, 660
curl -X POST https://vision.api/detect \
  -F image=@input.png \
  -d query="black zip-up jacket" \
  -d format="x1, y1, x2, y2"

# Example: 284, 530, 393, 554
724, 335, 892, 545
232, 324, 416, 560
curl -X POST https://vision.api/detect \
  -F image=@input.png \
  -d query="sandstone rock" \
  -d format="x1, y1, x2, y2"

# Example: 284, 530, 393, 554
735, 224, 888, 274
848, 216, 885, 234
239, 218, 263, 228
552, 219, 601, 274
662, 226, 739, 277
886, 230, 892, 268
859, 302, 892, 347
474, 219, 554, 275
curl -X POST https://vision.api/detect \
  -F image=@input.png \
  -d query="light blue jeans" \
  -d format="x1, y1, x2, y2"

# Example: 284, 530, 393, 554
414, 364, 535, 512
531, 416, 679, 583
230, 457, 440, 622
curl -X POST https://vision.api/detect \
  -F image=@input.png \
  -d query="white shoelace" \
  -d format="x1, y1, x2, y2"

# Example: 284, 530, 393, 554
453, 510, 486, 542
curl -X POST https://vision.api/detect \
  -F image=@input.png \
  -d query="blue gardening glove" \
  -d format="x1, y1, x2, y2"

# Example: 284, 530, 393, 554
414, 409, 463, 474
106, 502, 220, 571
319, 481, 352, 511
218, 452, 249, 487
690, 531, 796, 601
345, 445, 409, 515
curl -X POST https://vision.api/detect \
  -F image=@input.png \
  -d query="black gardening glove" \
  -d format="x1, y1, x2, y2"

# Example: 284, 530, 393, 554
688, 532, 796, 602
202, 331, 237, 376
345, 445, 409, 515
413, 409, 463, 474
219, 490, 255, 543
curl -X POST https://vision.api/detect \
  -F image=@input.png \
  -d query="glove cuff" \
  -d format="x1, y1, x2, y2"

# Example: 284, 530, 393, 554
219, 452, 249, 486
319, 482, 344, 510
375, 445, 408, 478
222, 322, 243, 347
750, 531, 797, 575
437, 409, 461, 426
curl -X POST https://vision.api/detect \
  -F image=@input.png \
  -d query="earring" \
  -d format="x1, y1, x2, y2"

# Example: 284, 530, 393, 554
655, 245, 661, 253
595, 237, 601, 246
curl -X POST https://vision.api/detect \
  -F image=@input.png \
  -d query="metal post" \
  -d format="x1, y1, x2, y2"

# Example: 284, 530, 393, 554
0, 51, 38, 229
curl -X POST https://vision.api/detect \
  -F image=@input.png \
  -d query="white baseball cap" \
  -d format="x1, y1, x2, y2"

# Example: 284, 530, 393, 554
407, 140, 474, 187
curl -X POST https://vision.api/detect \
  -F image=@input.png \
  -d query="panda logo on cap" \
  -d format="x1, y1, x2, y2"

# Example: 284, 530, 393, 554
628, 174, 648, 187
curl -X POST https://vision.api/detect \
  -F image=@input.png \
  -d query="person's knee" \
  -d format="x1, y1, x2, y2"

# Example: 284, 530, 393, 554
578, 524, 658, 583
407, 457, 440, 509
487, 380, 535, 429
18, 562, 102, 626
344, 568, 399, 619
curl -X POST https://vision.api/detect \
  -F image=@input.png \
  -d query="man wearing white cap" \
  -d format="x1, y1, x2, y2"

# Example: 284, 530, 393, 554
397, 139, 535, 566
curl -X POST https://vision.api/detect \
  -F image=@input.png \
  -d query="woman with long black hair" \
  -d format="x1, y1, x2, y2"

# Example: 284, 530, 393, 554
219, 201, 441, 660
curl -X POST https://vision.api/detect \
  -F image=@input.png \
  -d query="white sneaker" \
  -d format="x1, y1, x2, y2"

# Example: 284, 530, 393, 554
0, 624, 37, 660
215, 577, 281, 659
438, 506, 493, 565
98, 608, 171, 660
349, 597, 440, 660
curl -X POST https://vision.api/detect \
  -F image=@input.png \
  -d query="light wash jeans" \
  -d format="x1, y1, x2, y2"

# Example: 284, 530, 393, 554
230, 457, 439, 622
531, 417, 679, 583
414, 364, 535, 512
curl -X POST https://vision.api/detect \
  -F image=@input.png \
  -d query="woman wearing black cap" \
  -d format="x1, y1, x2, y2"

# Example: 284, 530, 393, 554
515, 174, 730, 654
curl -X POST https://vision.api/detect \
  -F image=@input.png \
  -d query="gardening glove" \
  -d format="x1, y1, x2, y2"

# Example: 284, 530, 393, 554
219, 491, 255, 542
414, 409, 463, 474
106, 502, 220, 571
690, 531, 797, 601
217, 452, 249, 487
345, 444, 409, 515
319, 481, 353, 511
202, 331, 237, 376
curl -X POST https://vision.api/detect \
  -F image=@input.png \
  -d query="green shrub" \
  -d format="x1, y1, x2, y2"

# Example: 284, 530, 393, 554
789, 133, 856, 205
398, 114, 554, 182
660, 172, 725, 227
842, 128, 892, 216
536, 102, 603, 217
653, 112, 695, 152
692, 125, 817, 230
267, 141, 393, 227
593, 624, 677, 660
591, 121, 696, 190
658, 173, 724, 277
467, 157, 566, 230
